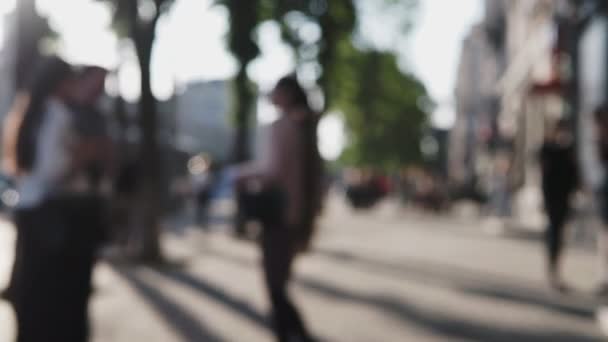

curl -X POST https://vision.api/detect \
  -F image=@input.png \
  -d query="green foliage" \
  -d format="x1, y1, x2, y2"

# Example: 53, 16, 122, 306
262, 0, 427, 170
213, 0, 263, 161
340, 51, 429, 170
216, 0, 261, 66
101, 0, 429, 171
261, 0, 356, 110
100, 0, 175, 61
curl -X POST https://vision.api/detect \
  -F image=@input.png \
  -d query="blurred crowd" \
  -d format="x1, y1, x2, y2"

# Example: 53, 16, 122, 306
0, 56, 325, 342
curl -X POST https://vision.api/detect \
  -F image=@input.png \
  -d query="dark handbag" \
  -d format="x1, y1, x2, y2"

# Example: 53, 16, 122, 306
238, 186, 286, 227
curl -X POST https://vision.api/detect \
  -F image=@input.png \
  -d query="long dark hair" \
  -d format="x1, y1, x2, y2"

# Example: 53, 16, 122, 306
275, 76, 323, 241
275, 75, 310, 109
14, 57, 73, 172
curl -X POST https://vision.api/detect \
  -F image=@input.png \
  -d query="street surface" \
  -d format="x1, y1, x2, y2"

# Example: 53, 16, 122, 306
0, 198, 605, 341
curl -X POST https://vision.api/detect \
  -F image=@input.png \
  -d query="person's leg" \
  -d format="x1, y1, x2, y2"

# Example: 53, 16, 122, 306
34, 197, 97, 342
60, 249, 94, 342
545, 200, 568, 290
14, 208, 61, 342
69, 196, 104, 341
2, 219, 23, 303
262, 227, 310, 341
196, 190, 209, 227
597, 224, 608, 291
596, 186, 608, 294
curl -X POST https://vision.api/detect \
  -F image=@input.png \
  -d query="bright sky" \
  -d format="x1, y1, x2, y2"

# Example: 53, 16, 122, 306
410, 0, 483, 129
0, 0, 481, 159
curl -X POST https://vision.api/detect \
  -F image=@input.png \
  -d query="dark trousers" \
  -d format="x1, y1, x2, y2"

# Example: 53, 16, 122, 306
239, 188, 312, 341
12, 196, 104, 342
261, 225, 311, 342
545, 197, 569, 272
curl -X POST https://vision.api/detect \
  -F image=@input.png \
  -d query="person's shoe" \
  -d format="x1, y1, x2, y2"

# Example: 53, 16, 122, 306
549, 277, 570, 294
595, 284, 608, 298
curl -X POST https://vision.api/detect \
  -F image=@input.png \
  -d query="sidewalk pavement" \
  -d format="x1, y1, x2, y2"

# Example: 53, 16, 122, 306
1, 198, 606, 341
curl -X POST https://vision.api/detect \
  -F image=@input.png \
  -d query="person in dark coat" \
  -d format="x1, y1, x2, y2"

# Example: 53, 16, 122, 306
540, 119, 579, 292
2, 57, 109, 342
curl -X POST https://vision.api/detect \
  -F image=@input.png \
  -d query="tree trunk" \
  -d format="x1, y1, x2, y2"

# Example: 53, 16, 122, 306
130, 21, 163, 263
232, 69, 255, 237
233, 70, 253, 163
15, 0, 44, 90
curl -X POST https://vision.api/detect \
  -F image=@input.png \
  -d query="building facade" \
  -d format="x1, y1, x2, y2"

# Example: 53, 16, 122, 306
452, 0, 563, 229
174, 80, 234, 161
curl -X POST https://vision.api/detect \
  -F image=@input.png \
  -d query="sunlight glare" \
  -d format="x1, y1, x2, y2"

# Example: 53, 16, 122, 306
318, 113, 346, 161
257, 98, 280, 125
155, 0, 237, 84
248, 21, 296, 92
431, 104, 456, 130
0, 0, 15, 16
38, 0, 117, 68
118, 59, 142, 102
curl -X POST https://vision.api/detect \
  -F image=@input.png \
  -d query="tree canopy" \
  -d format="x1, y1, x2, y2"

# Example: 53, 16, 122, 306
215, 0, 429, 170
340, 51, 429, 170
254, 0, 430, 169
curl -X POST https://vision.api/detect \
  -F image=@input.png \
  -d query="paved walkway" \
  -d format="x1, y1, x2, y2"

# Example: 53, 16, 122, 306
1, 199, 606, 341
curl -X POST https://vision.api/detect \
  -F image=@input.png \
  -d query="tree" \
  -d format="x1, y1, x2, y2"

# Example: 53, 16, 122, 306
216, 0, 262, 163
340, 51, 429, 170
103, 0, 175, 262
214, 0, 263, 236
267, 0, 417, 110
263, 0, 356, 111
217, 0, 423, 168
265, 0, 427, 170
14, 0, 53, 90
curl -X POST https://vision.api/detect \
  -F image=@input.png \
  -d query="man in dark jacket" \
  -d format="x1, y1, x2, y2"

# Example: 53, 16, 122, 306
540, 119, 579, 292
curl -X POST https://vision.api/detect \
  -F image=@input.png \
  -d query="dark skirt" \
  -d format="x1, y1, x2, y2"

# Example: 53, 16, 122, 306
12, 195, 106, 342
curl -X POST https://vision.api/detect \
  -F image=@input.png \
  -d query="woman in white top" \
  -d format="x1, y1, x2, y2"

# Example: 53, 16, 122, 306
3, 57, 108, 342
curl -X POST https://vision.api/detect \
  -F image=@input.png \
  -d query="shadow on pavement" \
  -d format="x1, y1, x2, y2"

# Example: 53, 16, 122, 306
151, 267, 271, 330
312, 248, 524, 288
312, 248, 595, 319
461, 286, 593, 319
114, 267, 225, 342
199, 246, 599, 339
296, 276, 601, 342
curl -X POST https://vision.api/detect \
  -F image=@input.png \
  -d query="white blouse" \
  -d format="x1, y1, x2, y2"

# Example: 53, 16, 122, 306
17, 98, 79, 208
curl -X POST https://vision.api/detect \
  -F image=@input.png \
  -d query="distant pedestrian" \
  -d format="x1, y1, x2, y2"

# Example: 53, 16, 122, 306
192, 155, 219, 228
539, 119, 579, 292
487, 154, 512, 218
237, 75, 324, 342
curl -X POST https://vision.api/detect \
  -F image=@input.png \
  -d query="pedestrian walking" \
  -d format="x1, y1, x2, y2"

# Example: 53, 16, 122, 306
539, 119, 579, 292
594, 105, 608, 296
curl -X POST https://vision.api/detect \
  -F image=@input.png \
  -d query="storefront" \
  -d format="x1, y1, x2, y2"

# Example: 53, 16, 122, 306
578, 14, 608, 189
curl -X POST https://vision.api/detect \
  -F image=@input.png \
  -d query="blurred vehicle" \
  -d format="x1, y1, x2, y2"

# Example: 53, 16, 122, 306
399, 167, 452, 212
344, 168, 391, 209
412, 174, 449, 212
